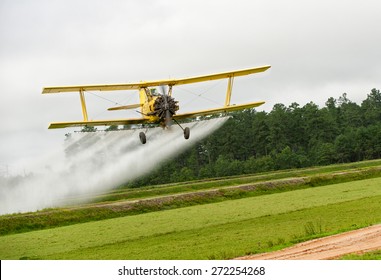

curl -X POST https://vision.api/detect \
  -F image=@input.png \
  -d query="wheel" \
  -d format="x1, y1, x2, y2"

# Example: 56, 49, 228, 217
184, 127, 190, 140
139, 132, 147, 144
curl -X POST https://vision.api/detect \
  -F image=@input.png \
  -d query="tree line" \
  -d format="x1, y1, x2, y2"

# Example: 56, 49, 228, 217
123, 88, 381, 187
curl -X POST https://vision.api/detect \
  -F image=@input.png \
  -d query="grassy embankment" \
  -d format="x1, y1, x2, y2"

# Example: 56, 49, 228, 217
341, 250, 381, 260
72, 159, 381, 203
1, 159, 381, 236
0, 176, 380, 259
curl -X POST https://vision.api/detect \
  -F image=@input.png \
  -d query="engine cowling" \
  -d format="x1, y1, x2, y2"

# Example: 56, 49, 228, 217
152, 95, 179, 119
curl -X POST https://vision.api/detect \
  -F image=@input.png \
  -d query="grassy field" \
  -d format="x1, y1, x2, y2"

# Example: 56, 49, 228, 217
2, 161, 381, 236
341, 250, 381, 260
0, 177, 380, 259
68, 159, 381, 204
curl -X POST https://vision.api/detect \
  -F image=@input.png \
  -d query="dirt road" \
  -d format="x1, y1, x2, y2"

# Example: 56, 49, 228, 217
236, 224, 381, 260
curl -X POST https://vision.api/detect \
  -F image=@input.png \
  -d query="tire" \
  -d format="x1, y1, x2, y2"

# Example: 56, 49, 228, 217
184, 127, 190, 140
139, 132, 147, 144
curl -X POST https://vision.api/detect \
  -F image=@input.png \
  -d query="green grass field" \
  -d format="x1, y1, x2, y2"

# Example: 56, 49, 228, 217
1, 176, 380, 259
2, 161, 381, 236
341, 250, 381, 260
67, 159, 381, 204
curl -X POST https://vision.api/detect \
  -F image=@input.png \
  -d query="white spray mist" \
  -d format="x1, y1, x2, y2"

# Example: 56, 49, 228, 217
0, 117, 228, 215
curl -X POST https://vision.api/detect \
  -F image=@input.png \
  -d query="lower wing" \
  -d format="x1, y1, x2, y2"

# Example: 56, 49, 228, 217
48, 101, 264, 129
173, 101, 265, 120
48, 117, 149, 129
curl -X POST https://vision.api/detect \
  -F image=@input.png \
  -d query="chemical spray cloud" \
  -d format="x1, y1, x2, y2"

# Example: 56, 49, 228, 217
0, 117, 228, 215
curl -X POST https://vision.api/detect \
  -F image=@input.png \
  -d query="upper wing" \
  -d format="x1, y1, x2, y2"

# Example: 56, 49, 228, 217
42, 65, 271, 94
173, 101, 265, 120
166, 65, 271, 86
48, 117, 150, 129
42, 83, 142, 94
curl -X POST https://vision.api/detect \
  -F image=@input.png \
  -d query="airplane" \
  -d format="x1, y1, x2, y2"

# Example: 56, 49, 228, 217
42, 65, 271, 144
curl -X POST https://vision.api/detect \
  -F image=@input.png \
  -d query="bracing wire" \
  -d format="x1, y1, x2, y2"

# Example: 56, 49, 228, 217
85, 91, 141, 120
86, 91, 122, 106
177, 79, 225, 109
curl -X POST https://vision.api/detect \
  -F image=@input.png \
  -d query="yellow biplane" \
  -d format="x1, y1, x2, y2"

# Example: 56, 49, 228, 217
42, 65, 270, 144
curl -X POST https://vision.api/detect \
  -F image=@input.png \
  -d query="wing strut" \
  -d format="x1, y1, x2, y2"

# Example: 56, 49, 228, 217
225, 77, 234, 106
79, 89, 89, 121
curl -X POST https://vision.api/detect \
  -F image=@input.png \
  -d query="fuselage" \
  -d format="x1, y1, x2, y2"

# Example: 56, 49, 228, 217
139, 88, 179, 126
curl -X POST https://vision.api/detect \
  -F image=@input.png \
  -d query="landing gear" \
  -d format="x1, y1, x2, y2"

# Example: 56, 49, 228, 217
139, 132, 146, 144
172, 118, 190, 140
138, 126, 189, 144
184, 127, 190, 140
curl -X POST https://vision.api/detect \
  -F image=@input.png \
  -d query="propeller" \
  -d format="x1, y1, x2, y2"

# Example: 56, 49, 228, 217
156, 85, 175, 127
159, 85, 167, 96
164, 97, 173, 127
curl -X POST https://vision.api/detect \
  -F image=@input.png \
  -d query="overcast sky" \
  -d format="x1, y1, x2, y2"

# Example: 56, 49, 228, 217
1, 0, 380, 172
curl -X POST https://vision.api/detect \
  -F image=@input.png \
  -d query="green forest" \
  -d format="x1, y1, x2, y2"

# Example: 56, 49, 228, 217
128, 88, 381, 187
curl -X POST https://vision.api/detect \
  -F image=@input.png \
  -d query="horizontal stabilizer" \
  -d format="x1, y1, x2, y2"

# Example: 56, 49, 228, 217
108, 104, 142, 111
